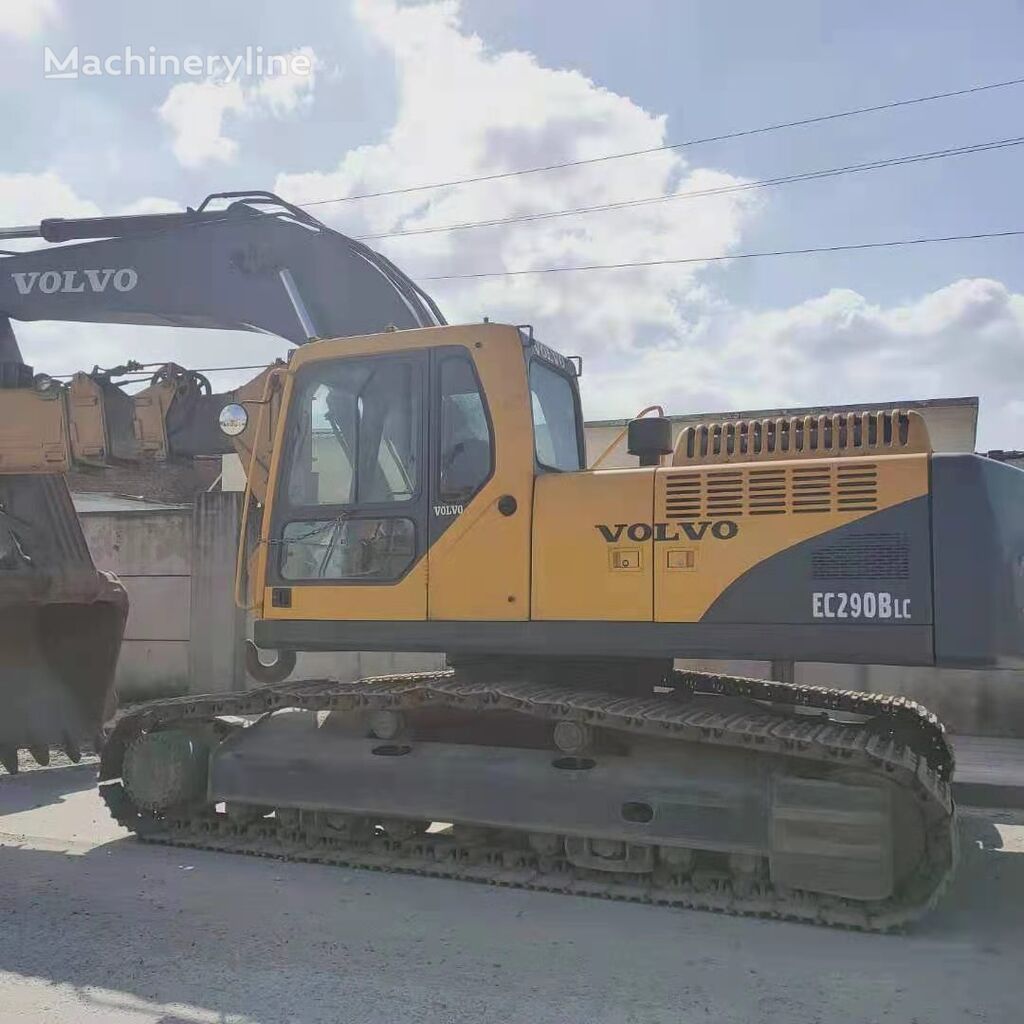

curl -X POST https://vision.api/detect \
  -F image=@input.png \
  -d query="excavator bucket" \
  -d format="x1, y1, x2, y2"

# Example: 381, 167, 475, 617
0, 475, 127, 771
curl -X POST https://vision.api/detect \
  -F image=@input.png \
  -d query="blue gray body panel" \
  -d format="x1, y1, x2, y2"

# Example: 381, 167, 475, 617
702, 495, 933, 633
931, 454, 1024, 667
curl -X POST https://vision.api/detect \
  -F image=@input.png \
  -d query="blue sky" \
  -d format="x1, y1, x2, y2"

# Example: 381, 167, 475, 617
460, 0, 1024, 308
1, 0, 1022, 446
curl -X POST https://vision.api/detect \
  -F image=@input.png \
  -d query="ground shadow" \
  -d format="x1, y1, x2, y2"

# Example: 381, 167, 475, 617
911, 810, 1024, 942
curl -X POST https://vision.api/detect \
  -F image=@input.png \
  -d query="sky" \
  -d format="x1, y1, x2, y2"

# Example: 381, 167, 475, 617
0, 0, 1022, 447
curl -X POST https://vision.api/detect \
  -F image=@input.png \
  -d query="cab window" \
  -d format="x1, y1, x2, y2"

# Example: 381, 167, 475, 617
278, 354, 423, 583
286, 357, 421, 507
529, 360, 582, 471
438, 354, 492, 502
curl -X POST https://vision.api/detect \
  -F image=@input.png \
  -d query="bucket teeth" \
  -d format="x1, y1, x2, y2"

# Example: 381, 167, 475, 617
62, 735, 82, 764
0, 747, 18, 774
28, 744, 50, 767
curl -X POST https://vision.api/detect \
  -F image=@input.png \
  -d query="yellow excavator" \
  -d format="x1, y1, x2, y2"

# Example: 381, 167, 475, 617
3, 192, 1023, 928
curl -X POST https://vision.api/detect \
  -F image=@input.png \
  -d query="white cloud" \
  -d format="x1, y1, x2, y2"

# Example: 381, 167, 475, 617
276, 0, 756, 358
580, 278, 1024, 449
251, 45, 318, 115
2, 4, 1020, 452
0, 170, 99, 223
158, 79, 247, 169
117, 195, 184, 216
15, 319, 286, 389
158, 47, 318, 169
0, 170, 178, 227
273, 0, 1024, 449
0, 0, 58, 40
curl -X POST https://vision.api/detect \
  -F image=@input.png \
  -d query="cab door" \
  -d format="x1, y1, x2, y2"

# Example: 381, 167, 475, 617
264, 348, 430, 621
426, 338, 534, 619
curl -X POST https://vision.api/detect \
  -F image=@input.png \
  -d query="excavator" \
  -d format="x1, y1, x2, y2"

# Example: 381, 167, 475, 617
2, 190, 1023, 929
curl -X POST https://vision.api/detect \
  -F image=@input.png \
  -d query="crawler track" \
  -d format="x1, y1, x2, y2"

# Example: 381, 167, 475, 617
99, 670, 956, 931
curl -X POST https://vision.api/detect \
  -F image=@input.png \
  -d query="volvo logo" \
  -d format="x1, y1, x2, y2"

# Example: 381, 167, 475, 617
11, 267, 139, 296
596, 521, 739, 543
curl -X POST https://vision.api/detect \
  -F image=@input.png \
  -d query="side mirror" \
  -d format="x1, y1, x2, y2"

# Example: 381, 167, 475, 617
218, 402, 249, 437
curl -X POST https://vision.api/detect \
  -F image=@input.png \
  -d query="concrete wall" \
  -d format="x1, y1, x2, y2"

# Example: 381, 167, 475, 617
79, 502, 193, 698
77, 491, 441, 700
189, 493, 247, 693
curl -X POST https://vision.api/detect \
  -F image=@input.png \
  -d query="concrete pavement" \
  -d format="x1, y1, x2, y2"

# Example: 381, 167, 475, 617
1, 763, 1022, 1024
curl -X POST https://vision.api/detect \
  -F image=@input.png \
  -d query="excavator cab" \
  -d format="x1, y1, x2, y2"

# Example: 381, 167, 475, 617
247, 324, 580, 648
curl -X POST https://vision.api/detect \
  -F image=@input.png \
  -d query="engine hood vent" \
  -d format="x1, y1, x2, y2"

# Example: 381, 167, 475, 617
672, 409, 930, 467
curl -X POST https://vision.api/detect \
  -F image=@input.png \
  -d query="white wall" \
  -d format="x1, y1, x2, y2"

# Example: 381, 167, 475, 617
79, 506, 193, 698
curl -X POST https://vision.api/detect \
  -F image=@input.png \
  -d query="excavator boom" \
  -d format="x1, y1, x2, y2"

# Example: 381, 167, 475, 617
0, 191, 443, 342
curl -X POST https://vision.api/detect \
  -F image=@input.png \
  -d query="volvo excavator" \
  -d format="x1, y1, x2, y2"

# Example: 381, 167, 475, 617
2, 191, 1023, 929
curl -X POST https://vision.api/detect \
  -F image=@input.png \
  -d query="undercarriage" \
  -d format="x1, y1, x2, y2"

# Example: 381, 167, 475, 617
99, 666, 956, 931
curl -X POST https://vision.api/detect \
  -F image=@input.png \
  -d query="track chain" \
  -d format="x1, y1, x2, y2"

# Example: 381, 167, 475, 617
99, 668, 957, 931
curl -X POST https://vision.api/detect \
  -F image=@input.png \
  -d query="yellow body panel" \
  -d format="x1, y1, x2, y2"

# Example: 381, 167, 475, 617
654, 453, 929, 621
532, 469, 653, 621
528, 453, 928, 624
129, 382, 174, 459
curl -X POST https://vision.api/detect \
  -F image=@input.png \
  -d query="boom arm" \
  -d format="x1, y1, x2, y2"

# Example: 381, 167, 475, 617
0, 192, 446, 484
0, 191, 444, 344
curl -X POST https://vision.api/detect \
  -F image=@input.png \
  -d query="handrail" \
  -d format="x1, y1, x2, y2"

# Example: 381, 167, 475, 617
233, 367, 285, 611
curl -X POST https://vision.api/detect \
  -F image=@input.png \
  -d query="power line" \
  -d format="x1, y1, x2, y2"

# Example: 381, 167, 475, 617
298, 75, 1024, 207
419, 229, 1024, 280
356, 135, 1024, 241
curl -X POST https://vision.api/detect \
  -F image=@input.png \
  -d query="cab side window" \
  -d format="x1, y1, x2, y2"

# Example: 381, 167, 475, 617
529, 360, 582, 471
438, 355, 492, 503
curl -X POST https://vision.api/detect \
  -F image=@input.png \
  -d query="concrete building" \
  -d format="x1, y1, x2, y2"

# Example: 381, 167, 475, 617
76, 393, 1024, 737
74, 491, 236, 698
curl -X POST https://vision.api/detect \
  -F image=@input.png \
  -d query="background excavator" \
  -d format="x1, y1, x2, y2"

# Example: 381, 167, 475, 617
2, 191, 1024, 929
0, 319, 127, 771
